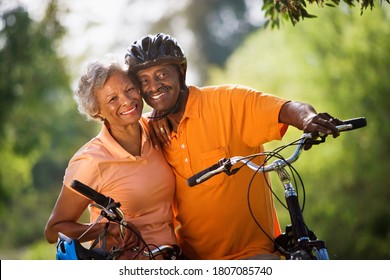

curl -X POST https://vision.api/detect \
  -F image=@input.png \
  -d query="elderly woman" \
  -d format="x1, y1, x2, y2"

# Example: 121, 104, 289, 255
44, 58, 177, 259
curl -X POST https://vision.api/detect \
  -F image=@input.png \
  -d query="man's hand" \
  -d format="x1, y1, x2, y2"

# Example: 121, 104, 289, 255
279, 102, 344, 150
301, 113, 344, 150
145, 110, 171, 148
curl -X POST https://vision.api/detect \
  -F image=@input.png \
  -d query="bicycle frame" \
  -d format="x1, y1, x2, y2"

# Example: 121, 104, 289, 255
187, 118, 367, 260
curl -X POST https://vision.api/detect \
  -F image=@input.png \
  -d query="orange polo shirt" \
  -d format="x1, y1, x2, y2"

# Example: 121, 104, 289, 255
63, 117, 176, 252
163, 84, 288, 259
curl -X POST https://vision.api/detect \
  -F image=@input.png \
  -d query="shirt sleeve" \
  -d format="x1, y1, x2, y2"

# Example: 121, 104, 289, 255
63, 153, 102, 198
230, 85, 289, 147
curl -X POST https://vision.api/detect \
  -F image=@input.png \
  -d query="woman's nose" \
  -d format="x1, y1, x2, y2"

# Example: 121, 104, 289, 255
120, 94, 131, 106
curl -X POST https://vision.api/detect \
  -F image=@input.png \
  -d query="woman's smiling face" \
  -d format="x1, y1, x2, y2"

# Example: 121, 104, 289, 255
96, 71, 143, 127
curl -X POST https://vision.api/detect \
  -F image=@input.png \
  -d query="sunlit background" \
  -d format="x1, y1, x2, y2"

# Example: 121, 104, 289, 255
1, 0, 389, 259
12, 0, 264, 85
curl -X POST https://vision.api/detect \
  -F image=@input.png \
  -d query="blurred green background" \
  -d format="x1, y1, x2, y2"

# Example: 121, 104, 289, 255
1, 0, 389, 259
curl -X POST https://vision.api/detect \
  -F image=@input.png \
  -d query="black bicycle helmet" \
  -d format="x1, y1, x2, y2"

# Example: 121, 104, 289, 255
125, 33, 187, 75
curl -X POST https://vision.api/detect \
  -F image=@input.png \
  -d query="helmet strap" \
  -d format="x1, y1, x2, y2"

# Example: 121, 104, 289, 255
148, 90, 182, 121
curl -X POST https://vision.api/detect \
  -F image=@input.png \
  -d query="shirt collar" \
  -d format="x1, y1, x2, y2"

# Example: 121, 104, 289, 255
97, 120, 148, 160
183, 86, 200, 120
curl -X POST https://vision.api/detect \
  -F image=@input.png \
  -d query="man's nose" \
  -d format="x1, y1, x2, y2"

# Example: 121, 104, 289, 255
148, 77, 162, 93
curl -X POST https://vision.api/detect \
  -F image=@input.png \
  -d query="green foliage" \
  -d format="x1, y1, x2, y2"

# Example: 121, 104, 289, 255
0, 0, 99, 253
209, 5, 390, 259
20, 240, 57, 260
0, 1, 66, 205
0, 240, 56, 260
1, 0, 389, 259
262, 0, 390, 27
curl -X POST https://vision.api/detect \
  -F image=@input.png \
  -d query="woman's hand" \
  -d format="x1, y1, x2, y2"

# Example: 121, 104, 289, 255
107, 222, 142, 253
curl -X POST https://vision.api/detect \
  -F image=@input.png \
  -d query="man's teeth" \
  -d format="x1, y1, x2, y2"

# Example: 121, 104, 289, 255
150, 92, 165, 100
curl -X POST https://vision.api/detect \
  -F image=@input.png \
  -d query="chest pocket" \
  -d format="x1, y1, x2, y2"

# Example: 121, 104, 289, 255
198, 146, 229, 188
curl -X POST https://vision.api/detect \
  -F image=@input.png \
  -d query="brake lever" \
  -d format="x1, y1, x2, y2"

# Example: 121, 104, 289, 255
226, 167, 240, 176
310, 135, 327, 145
209, 157, 238, 176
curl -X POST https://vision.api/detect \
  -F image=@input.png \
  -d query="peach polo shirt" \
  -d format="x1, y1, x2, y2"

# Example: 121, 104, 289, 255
63, 117, 176, 251
163, 84, 288, 259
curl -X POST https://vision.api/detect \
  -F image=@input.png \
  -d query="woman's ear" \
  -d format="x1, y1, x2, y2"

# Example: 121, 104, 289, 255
95, 113, 105, 122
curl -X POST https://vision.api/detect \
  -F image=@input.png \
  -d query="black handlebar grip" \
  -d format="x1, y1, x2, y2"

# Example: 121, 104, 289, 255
71, 180, 110, 207
187, 162, 222, 187
343, 117, 367, 130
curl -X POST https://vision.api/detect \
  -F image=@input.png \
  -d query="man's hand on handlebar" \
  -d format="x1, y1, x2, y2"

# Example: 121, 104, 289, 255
301, 112, 345, 150
279, 102, 345, 150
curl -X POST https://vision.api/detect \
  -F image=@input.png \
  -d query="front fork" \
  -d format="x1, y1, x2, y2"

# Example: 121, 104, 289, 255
274, 161, 329, 260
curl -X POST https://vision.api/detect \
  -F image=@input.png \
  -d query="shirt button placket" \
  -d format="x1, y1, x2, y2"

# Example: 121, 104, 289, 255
179, 128, 190, 174
182, 144, 189, 163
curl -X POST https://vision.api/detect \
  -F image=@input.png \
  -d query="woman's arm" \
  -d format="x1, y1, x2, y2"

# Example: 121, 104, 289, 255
44, 185, 142, 251
44, 185, 96, 243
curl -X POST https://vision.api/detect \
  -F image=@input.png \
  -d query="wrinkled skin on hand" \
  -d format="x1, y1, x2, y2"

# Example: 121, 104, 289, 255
301, 112, 344, 150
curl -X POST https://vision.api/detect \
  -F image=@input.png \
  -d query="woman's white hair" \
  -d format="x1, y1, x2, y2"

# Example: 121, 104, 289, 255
73, 54, 131, 122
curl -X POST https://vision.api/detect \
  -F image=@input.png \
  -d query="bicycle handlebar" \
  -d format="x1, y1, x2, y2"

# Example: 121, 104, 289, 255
341, 117, 367, 132
70, 180, 125, 225
71, 180, 111, 207
187, 117, 367, 187
65, 180, 182, 260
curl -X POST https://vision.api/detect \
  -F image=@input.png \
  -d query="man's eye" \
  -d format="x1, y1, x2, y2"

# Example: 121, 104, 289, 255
158, 72, 167, 79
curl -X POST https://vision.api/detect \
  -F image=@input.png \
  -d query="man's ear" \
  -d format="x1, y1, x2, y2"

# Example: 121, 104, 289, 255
179, 65, 186, 77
